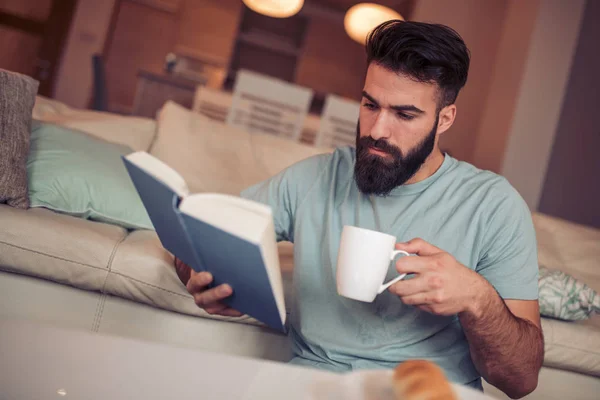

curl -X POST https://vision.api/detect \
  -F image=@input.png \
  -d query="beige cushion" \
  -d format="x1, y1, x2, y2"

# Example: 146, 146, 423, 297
542, 317, 600, 377
149, 101, 331, 195
533, 212, 600, 292
105, 230, 295, 328
532, 213, 600, 377
104, 230, 255, 324
0, 69, 39, 208
32, 96, 156, 152
0, 204, 126, 291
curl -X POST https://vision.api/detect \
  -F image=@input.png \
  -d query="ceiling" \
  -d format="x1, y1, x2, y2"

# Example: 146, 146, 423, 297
314, 0, 416, 15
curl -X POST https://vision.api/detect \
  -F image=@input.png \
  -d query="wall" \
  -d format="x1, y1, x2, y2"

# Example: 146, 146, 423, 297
409, 0, 509, 162
100, 0, 398, 113
53, 0, 117, 108
104, 0, 180, 112
295, 8, 366, 101
0, 0, 53, 79
103, 0, 242, 112
174, 0, 241, 63
538, 0, 600, 228
500, 0, 586, 210
471, 0, 539, 173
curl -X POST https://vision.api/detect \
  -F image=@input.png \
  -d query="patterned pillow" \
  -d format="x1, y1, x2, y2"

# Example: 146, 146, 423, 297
0, 69, 39, 208
538, 266, 600, 321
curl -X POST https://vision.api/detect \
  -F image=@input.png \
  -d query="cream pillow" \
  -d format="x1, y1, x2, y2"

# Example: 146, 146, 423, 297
149, 101, 331, 195
32, 96, 157, 152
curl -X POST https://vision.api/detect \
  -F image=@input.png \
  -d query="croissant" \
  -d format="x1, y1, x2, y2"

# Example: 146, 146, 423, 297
392, 359, 458, 400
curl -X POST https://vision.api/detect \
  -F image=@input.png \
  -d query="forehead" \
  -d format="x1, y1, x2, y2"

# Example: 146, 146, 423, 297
363, 63, 438, 110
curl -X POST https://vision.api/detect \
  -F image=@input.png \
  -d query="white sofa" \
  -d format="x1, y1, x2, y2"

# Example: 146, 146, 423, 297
1, 97, 599, 399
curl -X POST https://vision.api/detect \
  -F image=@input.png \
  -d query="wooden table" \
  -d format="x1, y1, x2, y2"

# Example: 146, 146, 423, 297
0, 319, 495, 400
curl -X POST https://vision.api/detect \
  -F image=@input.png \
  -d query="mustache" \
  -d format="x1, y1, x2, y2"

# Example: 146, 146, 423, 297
357, 136, 402, 158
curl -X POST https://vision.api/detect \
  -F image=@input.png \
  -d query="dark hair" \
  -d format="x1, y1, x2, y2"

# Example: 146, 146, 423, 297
366, 20, 470, 110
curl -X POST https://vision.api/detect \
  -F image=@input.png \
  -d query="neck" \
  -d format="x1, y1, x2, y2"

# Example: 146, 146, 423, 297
404, 149, 445, 185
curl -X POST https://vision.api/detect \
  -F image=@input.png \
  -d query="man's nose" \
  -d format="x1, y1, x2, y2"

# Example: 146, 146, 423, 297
370, 111, 393, 141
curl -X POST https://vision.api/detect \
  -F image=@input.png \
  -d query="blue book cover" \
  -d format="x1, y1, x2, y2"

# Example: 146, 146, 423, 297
122, 152, 286, 332
178, 213, 284, 332
122, 156, 202, 272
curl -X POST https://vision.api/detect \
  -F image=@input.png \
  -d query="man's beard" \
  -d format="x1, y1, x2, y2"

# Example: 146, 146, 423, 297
354, 116, 438, 196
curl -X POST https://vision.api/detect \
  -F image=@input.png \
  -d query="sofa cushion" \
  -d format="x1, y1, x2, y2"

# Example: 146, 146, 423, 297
149, 101, 330, 196
27, 122, 153, 230
0, 205, 126, 291
533, 212, 600, 292
542, 317, 600, 377
106, 229, 296, 329
32, 95, 156, 152
0, 69, 39, 209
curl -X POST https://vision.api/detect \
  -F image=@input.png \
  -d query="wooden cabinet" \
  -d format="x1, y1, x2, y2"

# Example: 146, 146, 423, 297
131, 69, 204, 118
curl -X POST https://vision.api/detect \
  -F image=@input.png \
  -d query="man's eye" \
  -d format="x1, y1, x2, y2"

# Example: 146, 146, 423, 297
397, 112, 415, 121
363, 103, 376, 110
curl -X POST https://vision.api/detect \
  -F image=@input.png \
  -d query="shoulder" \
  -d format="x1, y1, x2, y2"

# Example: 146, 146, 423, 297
449, 158, 527, 209
449, 159, 534, 244
441, 158, 533, 237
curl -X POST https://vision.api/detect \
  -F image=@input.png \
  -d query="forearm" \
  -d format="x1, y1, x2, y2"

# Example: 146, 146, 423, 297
459, 285, 544, 398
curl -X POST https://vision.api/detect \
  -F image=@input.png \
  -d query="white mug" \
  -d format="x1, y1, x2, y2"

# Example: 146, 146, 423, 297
336, 225, 409, 302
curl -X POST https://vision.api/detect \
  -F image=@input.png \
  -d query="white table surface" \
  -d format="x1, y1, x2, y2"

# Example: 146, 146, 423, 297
0, 319, 496, 400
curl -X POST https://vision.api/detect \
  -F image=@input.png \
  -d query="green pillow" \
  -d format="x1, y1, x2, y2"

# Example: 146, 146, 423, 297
539, 266, 600, 321
27, 121, 153, 230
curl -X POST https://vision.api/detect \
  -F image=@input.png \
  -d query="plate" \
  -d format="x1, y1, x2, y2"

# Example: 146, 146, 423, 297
306, 369, 497, 400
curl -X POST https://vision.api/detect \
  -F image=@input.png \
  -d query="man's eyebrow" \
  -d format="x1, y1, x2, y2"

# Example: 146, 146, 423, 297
361, 91, 379, 105
361, 90, 425, 114
391, 104, 425, 114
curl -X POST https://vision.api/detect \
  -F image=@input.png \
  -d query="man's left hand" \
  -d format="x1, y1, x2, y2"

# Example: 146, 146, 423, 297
390, 238, 494, 317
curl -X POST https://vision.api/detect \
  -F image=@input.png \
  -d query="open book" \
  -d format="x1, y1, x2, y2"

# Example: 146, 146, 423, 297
122, 152, 286, 332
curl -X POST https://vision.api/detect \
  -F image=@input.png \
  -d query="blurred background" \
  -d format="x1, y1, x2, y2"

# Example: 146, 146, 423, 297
0, 0, 597, 228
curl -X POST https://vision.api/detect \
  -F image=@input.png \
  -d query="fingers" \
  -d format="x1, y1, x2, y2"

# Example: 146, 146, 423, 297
204, 303, 243, 317
191, 283, 241, 316
400, 291, 443, 307
216, 308, 244, 317
192, 284, 233, 308
186, 271, 214, 295
395, 251, 453, 275
395, 238, 442, 256
389, 276, 430, 297
186, 271, 238, 314
395, 255, 430, 274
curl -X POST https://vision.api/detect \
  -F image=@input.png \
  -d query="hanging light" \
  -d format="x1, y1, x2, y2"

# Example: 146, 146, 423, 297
242, 0, 304, 18
344, 3, 404, 45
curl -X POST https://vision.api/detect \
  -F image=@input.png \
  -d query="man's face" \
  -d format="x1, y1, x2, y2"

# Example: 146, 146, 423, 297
354, 63, 441, 196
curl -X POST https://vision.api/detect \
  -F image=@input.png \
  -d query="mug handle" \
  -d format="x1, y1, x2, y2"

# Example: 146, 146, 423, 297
377, 250, 410, 294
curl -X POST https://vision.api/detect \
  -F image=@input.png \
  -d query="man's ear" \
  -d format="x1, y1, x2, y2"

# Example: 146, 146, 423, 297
436, 104, 456, 135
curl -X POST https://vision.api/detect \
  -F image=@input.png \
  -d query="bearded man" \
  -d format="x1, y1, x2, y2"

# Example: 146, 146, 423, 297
175, 20, 544, 399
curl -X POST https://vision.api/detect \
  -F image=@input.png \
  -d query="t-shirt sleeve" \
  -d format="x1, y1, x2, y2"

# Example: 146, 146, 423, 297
476, 183, 539, 300
240, 154, 329, 243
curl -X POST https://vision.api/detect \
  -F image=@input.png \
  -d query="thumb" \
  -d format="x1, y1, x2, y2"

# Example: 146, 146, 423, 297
395, 238, 442, 256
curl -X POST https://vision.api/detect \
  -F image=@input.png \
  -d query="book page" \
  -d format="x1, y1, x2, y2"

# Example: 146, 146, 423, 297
125, 152, 189, 198
179, 194, 271, 243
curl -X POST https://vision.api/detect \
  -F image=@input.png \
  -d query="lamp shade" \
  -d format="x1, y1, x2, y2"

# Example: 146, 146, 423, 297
344, 3, 404, 45
242, 0, 304, 18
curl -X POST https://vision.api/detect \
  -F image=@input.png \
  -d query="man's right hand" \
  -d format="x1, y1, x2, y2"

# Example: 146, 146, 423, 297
176, 258, 243, 317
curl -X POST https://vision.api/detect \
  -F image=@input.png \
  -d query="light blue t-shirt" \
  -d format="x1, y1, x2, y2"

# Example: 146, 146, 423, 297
241, 147, 538, 388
